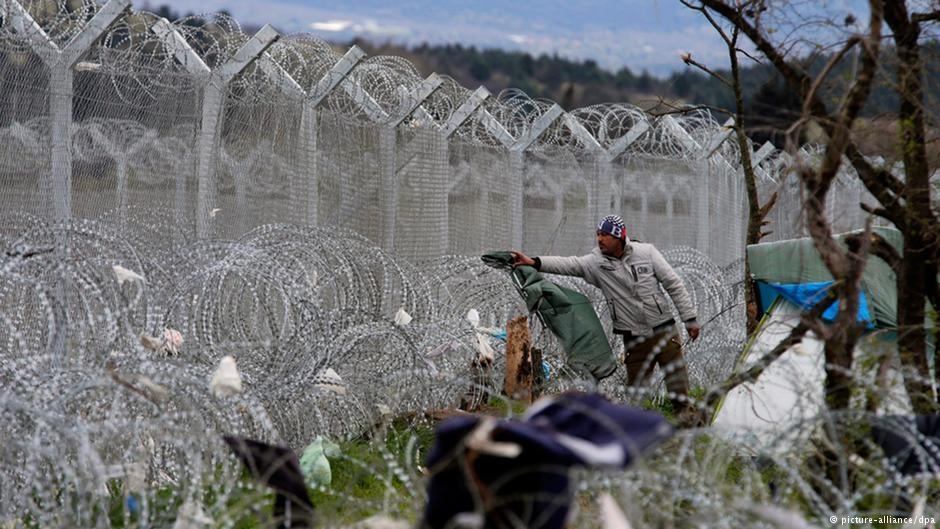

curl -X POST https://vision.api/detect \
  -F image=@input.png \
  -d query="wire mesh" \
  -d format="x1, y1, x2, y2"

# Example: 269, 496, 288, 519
0, 1, 927, 527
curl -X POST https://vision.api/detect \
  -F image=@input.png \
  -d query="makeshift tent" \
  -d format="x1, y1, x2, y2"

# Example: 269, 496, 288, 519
747, 227, 903, 328
482, 252, 618, 381
712, 228, 918, 453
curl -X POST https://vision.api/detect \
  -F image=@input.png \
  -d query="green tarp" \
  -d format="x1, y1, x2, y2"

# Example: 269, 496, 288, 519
747, 227, 903, 328
483, 251, 618, 381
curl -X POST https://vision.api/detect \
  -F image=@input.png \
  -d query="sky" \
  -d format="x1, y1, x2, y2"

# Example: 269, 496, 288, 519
136, 0, 869, 77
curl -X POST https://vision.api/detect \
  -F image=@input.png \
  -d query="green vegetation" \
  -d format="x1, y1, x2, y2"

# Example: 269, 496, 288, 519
308, 419, 436, 523
90, 391, 940, 529
358, 39, 750, 111
641, 386, 707, 422
94, 420, 438, 528
484, 394, 532, 417
142, 2, 940, 153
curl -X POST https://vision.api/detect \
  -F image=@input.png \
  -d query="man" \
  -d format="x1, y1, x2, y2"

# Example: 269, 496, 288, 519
511, 214, 702, 426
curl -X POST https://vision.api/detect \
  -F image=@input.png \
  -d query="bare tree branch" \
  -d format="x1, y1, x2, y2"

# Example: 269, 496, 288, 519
860, 202, 904, 228
846, 230, 902, 272
699, 0, 907, 213
642, 99, 732, 117
845, 146, 904, 206
884, 0, 939, 411
803, 36, 861, 118
680, 0, 733, 46
912, 11, 940, 24
924, 264, 940, 316
758, 191, 778, 220
795, 2, 881, 345
735, 47, 763, 64
680, 53, 733, 89
684, 2, 772, 336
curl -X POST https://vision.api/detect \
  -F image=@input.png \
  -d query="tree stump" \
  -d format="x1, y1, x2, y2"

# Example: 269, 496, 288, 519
503, 315, 540, 403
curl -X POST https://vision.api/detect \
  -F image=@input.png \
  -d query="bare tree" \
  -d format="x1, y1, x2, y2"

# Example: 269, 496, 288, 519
678, 1, 778, 336
691, 0, 940, 413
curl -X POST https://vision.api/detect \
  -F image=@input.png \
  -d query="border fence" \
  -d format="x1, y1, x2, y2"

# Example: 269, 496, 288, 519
0, 0, 888, 267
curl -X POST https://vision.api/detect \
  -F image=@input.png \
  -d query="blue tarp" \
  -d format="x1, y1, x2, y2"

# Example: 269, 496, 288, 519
747, 228, 903, 328
756, 280, 875, 329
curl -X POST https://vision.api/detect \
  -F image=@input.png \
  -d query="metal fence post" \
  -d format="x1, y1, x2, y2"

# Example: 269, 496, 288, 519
257, 51, 308, 226
443, 86, 489, 252
562, 112, 605, 227
3, 0, 130, 360
57, 0, 130, 220
389, 74, 444, 255
193, 25, 280, 238
663, 115, 715, 256
151, 18, 211, 235
364, 76, 441, 253
311, 47, 395, 247
304, 46, 370, 228
4, 1, 60, 216
6, 0, 128, 223
297, 106, 318, 226
605, 119, 650, 218
378, 124, 398, 249
508, 104, 563, 249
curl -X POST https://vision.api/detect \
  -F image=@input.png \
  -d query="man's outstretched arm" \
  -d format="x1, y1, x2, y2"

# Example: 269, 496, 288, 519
510, 251, 537, 268
510, 250, 588, 278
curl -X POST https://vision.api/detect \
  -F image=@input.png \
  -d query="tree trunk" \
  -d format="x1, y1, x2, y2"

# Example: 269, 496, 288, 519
740, 128, 761, 336
728, 28, 764, 336
884, 2, 937, 411
898, 251, 933, 411
823, 322, 863, 411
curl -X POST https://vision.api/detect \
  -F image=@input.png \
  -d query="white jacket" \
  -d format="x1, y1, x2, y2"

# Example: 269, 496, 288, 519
538, 242, 697, 335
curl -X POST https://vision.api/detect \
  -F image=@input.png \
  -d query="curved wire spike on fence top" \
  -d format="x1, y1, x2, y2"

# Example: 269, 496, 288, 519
1, 0, 132, 223
0, 0, 891, 259
1, 4, 738, 142
2, 0, 736, 163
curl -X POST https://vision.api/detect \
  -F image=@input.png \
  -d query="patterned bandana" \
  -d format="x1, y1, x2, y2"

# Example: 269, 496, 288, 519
596, 214, 627, 241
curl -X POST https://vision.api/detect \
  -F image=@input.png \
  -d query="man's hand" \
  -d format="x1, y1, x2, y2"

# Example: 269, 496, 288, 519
686, 322, 701, 341
510, 250, 535, 268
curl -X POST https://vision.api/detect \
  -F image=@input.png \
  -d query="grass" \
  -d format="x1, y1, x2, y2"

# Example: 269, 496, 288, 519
640, 385, 707, 422
94, 385, 923, 528
483, 394, 532, 417
96, 419, 438, 528
307, 419, 437, 523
